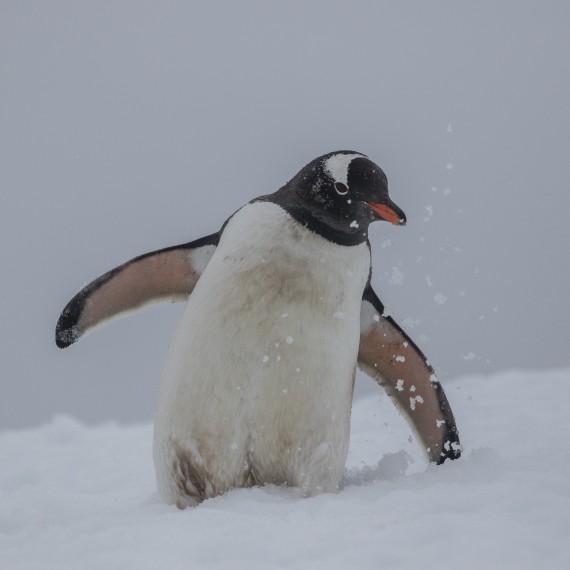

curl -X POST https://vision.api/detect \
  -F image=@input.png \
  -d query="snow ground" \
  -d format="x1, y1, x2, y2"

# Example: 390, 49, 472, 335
1, 369, 569, 570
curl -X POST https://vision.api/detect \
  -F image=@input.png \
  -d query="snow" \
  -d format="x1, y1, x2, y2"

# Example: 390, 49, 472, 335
389, 265, 405, 285
2, 368, 570, 569
434, 292, 447, 305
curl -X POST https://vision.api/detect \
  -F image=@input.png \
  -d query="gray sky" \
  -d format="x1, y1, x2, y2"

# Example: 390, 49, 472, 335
2, 1, 569, 429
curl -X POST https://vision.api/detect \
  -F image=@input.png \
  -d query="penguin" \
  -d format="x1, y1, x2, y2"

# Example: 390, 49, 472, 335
56, 151, 460, 507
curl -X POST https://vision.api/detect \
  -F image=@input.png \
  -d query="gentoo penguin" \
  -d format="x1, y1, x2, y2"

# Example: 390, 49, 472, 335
56, 151, 460, 507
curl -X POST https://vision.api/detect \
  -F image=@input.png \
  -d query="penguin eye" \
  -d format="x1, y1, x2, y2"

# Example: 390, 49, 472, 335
335, 182, 349, 195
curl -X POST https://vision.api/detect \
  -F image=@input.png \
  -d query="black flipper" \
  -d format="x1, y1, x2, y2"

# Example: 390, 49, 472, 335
357, 284, 461, 464
56, 233, 219, 348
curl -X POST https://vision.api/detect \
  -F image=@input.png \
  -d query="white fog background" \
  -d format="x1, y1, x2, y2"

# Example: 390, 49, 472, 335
2, 1, 569, 429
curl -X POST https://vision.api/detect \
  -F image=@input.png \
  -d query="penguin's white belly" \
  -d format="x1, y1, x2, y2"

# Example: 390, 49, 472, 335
153, 203, 370, 506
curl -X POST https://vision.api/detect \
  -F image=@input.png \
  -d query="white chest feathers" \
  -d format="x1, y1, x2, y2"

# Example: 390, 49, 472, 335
153, 202, 371, 507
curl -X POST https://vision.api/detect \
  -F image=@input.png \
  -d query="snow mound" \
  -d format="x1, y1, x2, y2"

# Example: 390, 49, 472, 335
2, 369, 569, 569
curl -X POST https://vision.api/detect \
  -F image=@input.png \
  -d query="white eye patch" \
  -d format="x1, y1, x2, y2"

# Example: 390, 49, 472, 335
323, 153, 364, 187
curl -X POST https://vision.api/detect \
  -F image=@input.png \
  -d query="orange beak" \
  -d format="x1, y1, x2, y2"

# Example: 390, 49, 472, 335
365, 201, 406, 226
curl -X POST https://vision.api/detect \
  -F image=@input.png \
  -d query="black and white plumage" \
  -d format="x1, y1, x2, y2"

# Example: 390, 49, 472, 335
56, 151, 460, 507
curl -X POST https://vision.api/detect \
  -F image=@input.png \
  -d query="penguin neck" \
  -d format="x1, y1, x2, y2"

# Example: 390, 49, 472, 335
282, 206, 369, 246
254, 197, 369, 247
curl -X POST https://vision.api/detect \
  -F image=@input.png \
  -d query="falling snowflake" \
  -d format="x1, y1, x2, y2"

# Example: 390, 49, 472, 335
434, 293, 447, 305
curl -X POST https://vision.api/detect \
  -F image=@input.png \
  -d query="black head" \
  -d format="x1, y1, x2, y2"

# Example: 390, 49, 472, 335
263, 151, 406, 246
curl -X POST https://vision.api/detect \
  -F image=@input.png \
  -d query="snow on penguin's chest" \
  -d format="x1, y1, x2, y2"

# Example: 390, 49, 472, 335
154, 202, 370, 503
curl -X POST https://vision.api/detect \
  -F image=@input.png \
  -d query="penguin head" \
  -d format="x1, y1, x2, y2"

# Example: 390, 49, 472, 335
272, 151, 406, 244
